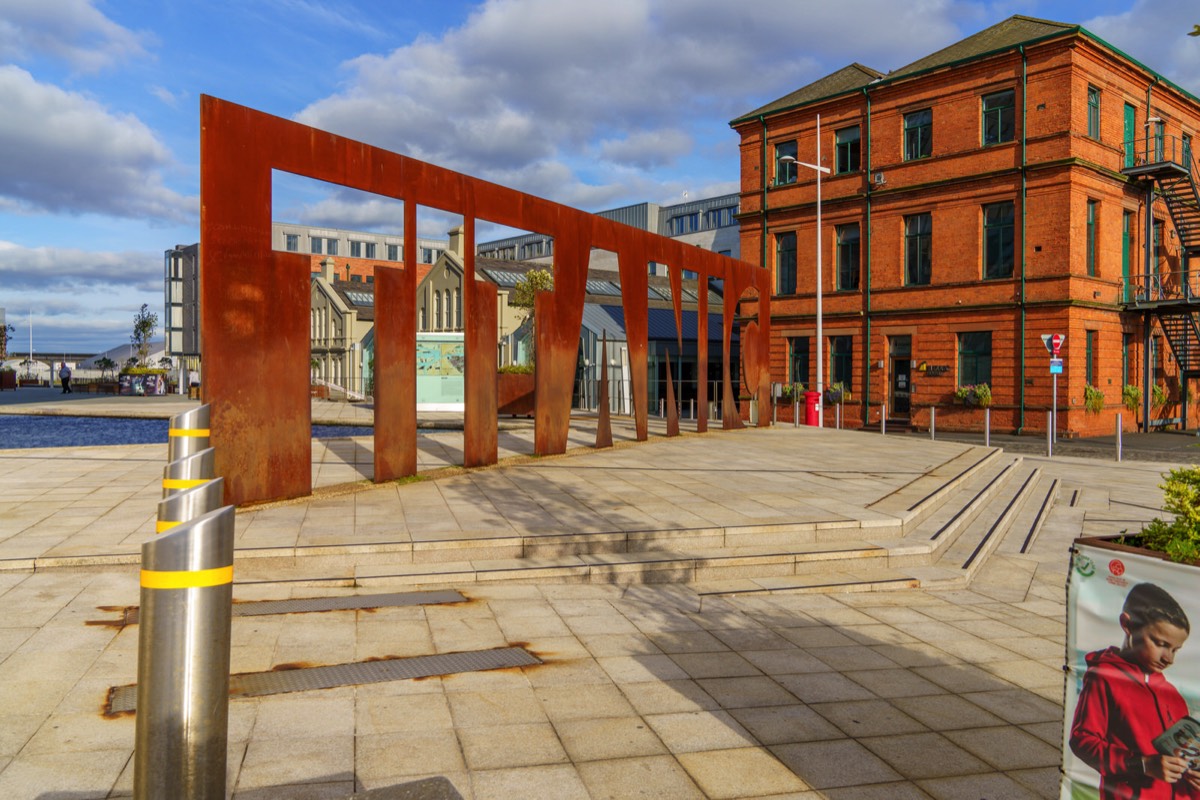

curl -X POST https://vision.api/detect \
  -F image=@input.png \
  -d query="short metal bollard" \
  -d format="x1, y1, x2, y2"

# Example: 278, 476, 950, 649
162, 447, 216, 498
134, 504, 235, 800
793, 400, 799, 427
985, 408, 991, 448
930, 407, 936, 440
167, 404, 211, 462
881, 403, 887, 435
1116, 413, 1123, 462
157, 478, 225, 534
1047, 410, 1053, 458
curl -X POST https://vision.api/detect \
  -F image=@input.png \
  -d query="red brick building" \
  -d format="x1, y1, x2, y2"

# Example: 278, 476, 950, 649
732, 16, 1200, 436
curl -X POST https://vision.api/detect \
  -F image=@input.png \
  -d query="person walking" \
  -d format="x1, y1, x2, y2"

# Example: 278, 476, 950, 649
59, 362, 72, 394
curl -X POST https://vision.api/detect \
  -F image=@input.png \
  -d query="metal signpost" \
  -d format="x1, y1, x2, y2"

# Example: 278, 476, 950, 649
1042, 334, 1065, 443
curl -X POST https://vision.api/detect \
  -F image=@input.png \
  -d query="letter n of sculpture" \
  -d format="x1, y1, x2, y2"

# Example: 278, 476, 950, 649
199, 96, 771, 505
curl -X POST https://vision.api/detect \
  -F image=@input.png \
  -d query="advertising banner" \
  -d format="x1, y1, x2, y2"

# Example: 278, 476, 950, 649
1063, 540, 1200, 799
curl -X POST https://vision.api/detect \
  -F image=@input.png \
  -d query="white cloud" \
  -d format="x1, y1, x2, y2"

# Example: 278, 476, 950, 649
0, 240, 161, 291
0, 0, 150, 72
291, 0, 982, 214
1084, 0, 1200, 94
599, 129, 693, 170
0, 67, 194, 220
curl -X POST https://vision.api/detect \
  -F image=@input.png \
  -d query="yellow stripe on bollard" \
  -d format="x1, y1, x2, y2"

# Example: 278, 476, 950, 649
156, 520, 181, 533
140, 566, 233, 589
162, 478, 209, 490
168, 428, 211, 437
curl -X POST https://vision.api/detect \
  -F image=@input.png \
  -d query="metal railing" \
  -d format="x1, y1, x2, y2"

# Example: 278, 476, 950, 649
1127, 269, 1200, 304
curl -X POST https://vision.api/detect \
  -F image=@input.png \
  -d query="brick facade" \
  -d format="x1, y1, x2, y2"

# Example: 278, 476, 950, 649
733, 18, 1200, 436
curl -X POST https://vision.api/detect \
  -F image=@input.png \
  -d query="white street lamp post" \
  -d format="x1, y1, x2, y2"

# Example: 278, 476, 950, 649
781, 113, 832, 426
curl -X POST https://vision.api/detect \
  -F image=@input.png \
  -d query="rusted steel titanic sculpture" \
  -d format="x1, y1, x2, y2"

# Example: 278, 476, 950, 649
200, 96, 771, 505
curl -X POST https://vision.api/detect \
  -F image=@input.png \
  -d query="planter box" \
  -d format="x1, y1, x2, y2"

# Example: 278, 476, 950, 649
497, 372, 534, 417
1062, 535, 1200, 797
0, 371, 15, 391
18, 379, 41, 387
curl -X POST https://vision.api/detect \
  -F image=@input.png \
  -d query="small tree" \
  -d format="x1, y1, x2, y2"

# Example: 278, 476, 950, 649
96, 357, 116, 380
0, 322, 13, 360
509, 268, 553, 363
130, 303, 158, 365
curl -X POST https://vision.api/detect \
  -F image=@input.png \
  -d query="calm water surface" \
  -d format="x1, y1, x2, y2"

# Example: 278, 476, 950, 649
0, 415, 373, 449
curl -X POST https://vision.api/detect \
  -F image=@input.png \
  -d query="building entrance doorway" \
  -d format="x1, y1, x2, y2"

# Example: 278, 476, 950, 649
890, 336, 912, 418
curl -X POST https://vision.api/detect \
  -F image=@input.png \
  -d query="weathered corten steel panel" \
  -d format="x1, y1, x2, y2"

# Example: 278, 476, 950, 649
464, 212, 499, 467
596, 334, 613, 449
696, 271, 709, 434
665, 349, 679, 437
373, 195, 417, 482
200, 96, 770, 505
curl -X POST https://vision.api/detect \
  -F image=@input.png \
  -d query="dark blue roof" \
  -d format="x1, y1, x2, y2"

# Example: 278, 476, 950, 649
599, 306, 734, 342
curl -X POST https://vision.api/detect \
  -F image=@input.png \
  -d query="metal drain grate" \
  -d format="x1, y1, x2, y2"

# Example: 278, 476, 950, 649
107, 646, 540, 713
122, 589, 465, 625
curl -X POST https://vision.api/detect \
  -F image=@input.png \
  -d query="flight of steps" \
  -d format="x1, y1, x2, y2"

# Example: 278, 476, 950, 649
232, 445, 1060, 597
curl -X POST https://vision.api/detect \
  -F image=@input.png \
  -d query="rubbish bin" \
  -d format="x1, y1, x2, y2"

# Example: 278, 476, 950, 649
804, 391, 820, 427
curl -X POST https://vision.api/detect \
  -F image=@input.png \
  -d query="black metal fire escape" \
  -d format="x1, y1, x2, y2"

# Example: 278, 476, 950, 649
1121, 133, 1200, 428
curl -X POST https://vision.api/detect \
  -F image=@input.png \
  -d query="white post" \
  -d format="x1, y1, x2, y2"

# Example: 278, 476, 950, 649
1047, 410, 1053, 457
985, 407, 991, 448
793, 400, 799, 427
881, 403, 887, 435
690, 398, 694, 420
930, 406, 936, 440
1116, 413, 1123, 462
1052, 372, 1058, 443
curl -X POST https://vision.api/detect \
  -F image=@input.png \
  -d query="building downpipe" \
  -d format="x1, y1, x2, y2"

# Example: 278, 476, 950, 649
1018, 44, 1028, 434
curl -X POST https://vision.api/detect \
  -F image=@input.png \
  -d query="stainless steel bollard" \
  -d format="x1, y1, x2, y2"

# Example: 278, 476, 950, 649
690, 399, 694, 420
134, 504, 235, 800
157, 478, 224, 535
793, 400, 799, 427
162, 447, 216, 498
881, 404, 887, 435
985, 408, 991, 448
168, 404, 211, 462
1116, 413, 1123, 462
837, 402, 842, 430
1047, 410, 1053, 457
930, 407, 936, 440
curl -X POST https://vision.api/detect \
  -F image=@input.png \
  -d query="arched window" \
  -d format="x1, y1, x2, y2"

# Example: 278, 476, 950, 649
454, 289, 461, 330
444, 289, 452, 330
433, 291, 442, 331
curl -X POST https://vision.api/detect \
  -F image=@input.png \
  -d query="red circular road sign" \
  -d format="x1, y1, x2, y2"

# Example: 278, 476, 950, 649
1051, 333, 1063, 355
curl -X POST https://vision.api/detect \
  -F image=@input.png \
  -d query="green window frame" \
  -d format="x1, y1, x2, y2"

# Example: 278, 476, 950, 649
1185, 133, 1193, 166
1087, 86, 1101, 139
835, 126, 860, 174
789, 337, 809, 386
836, 223, 860, 291
1086, 200, 1098, 277
982, 89, 1015, 145
958, 331, 993, 387
776, 232, 796, 295
905, 213, 932, 285
830, 336, 853, 387
1086, 330, 1098, 386
774, 140, 797, 185
983, 201, 1015, 279
904, 109, 932, 160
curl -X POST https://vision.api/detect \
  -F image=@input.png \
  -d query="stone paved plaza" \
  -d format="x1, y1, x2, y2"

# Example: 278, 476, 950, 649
0, 392, 1188, 798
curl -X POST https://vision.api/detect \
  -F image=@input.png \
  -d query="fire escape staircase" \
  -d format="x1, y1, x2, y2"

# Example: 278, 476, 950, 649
1121, 135, 1200, 374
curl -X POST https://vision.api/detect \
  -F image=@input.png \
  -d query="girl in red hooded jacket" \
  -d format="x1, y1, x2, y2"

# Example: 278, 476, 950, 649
1070, 582, 1200, 799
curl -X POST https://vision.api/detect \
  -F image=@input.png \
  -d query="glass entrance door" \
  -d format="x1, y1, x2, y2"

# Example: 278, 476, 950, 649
889, 336, 912, 417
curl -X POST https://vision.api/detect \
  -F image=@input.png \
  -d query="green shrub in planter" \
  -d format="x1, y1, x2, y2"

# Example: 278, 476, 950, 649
1136, 466, 1200, 563
1121, 384, 1141, 413
1152, 383, 1168, 408
1083, 384, 1104, 414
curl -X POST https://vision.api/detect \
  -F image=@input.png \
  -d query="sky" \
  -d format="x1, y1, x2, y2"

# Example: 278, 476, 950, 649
0, 0, 1198, 355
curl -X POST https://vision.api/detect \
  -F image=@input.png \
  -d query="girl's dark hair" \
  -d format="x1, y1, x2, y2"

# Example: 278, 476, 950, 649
1124, 583, 1190, 633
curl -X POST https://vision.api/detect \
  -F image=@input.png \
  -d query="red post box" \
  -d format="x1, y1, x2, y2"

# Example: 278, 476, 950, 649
804, 391, 820, 427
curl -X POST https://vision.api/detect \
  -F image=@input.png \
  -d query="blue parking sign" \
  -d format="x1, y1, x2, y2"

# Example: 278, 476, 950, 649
1050, 357, 1063, 374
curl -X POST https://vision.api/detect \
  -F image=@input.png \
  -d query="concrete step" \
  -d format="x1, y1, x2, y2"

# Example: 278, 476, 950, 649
688, 461, 1045, 598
